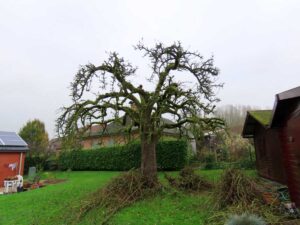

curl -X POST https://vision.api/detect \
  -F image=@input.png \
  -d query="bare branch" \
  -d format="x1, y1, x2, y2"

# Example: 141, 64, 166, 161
57, 41, 223, 145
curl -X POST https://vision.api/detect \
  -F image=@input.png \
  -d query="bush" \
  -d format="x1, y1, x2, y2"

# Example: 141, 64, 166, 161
58, 140, 187, 171
203, 152, 216, 169
238, 158, 256, 169
24, 154, 59, 173
24, 155, 46, 173
44, 155, 59, 171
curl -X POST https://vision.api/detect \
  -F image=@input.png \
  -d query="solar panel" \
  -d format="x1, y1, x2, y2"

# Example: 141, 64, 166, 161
0, 131, 27, 146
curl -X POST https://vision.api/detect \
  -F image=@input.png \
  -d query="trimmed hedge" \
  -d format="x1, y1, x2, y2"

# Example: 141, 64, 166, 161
58, 140, 187, 171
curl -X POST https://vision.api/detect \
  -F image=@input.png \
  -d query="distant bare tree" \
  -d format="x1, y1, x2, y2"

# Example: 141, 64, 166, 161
215, 105, 258, 133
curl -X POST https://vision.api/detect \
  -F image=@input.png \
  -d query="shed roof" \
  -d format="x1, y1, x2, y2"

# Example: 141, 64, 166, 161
276, 86, 300, 101
0, 131, 29, 152
249, 110, 273, 127
242, 110, 272, 138
242, 86, 300, 138
270, 86, 300, 127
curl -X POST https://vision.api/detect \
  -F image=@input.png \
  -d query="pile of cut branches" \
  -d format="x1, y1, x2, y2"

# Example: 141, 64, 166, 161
78, 170, 161, 224
165, 166, 212, 192
214, 168, 258, 208
209, 169, 287, 224
207, 199, 287, 225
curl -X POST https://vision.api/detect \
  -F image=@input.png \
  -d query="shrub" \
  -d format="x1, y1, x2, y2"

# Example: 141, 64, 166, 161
58, 140, 187, 171
24, 155, 47, 173
44, 155, 59, 171
203, 152, 216, 169
24, 154, 58, 173
238, 157, 256, 169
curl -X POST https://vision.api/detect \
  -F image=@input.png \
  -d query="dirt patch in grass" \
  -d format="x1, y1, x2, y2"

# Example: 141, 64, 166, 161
23, 179, 67, 190
41, 178, 67, 185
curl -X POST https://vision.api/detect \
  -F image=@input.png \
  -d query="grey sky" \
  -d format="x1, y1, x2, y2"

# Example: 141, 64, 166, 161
1, 0, 300, 138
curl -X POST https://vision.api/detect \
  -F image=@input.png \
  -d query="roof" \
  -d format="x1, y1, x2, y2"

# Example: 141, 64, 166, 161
276, 86, 300, 101
49, 117, 181, 151
0, 131, 29, 152
270, 86, 300, 127
242, 110, 272, 138
248, 110, 273, 127
242, 85, 300, 137
49, 137, 62, 151
86, 117, 179, 137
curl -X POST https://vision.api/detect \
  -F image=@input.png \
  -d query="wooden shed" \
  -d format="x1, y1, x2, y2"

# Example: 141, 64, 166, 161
242, 86, 300, 206
242, 110, 286, 184
0, 131, 28, 187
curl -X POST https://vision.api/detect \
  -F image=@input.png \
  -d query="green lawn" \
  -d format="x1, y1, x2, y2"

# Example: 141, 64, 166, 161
0, 171, 119, 225
0, 169, 256, 225
108, 192, 212, 225
108, 170, 257, 225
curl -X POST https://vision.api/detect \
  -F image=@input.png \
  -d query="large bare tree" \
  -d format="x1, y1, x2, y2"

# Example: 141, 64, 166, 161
57, 42, 222, 185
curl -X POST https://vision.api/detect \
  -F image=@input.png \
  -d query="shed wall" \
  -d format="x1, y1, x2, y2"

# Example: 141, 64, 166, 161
281, 107, 300, 206
0, 152, 25, 187
254, 125, 286, 184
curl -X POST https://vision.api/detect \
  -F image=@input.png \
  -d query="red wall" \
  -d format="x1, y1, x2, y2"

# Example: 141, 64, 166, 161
281, 113, 300, 206
0, 152, 25, 187
253, 125, 286, 184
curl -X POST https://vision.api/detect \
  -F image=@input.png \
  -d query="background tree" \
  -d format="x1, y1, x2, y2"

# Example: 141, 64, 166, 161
57, 41, 223, 185
214, 105, 257, 167
19, 119, 49, 156
215, 104, 256, 134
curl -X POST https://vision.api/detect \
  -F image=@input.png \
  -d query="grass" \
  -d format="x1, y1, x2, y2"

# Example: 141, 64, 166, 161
109, 192, 212, 225
0, 169, 256, 225
108, 170, 257, 225
0, 171, 119, 225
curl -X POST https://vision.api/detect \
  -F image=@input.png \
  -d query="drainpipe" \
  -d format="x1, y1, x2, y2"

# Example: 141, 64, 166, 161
19, 152, 23, 175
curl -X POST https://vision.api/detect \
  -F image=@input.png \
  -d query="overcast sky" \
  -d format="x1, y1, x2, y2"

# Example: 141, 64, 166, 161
1, 0, 300, 138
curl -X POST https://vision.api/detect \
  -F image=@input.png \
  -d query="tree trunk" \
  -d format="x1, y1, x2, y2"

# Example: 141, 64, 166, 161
141, 133, 158, 187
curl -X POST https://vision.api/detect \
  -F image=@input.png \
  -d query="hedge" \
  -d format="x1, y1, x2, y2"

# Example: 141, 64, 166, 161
58, 140, 187, 171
